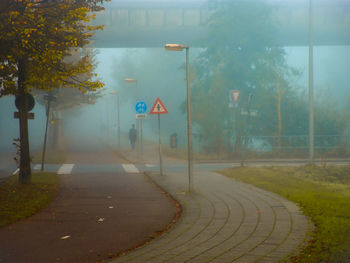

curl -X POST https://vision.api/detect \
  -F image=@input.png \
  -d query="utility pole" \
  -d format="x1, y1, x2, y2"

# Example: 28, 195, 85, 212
309, 0, 314, 162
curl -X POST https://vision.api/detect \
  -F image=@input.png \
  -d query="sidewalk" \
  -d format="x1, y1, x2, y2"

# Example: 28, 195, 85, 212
112, 144, 312, 263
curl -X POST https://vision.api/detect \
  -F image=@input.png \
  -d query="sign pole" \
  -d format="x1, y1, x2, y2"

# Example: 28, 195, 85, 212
150, 97, 168, 176
135, 101, 148, 155
158, 114, 163, 176
141, 119, 143, 154
117, 94, 121, 148
41, 94, 52, 172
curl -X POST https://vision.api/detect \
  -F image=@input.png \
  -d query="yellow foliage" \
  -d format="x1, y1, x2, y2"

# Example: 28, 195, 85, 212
0, 0, 105, 97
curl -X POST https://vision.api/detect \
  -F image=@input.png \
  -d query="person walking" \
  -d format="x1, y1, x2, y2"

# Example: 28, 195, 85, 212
128, 124, 137, 149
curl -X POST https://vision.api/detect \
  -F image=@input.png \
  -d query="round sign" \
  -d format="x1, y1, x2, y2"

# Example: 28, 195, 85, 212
135, 101, 147, 114
15, 93, 35, 112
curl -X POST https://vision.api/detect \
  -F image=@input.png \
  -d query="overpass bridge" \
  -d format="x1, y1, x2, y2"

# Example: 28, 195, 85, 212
91, 0, 350, 48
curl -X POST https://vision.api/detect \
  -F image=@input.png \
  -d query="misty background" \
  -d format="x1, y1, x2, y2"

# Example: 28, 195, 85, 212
1, 0, 350, 160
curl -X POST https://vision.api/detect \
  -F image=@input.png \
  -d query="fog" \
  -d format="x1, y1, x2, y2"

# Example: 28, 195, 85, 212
1, 0, 350, 160
1, 46, 349, 155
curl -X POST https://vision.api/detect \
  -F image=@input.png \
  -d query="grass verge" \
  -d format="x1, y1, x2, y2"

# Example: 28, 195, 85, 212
0, 172, 60, 227
31, 150, 66, 164
220, 164, 350, 263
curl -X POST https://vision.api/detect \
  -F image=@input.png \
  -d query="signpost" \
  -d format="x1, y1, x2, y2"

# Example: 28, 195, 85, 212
14, 93, 35, 119
231, 90, 240, 105
136, 113, 147, 119
135, 101, 147, 154
150, 97, 168, 176
135, 101, 147, 114
229, 90, 242, 163
41, 92, 56, 171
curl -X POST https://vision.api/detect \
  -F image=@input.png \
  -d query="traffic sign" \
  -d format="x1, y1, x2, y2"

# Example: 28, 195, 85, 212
15, 93, 35, 112
135, 101, 147, 114
231, 90, 240, 104
136, 113, 147, 119
150, 98, 168, 114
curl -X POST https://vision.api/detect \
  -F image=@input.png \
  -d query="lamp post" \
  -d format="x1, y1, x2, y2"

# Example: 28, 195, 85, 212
309, 0, 314, 162
110, 91, 120, 148
165, 43, 193, 193
124, 78, 140, 154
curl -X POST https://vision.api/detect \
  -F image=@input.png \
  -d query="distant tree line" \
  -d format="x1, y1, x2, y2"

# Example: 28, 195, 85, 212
111, 0, 349, 158
189, 0, 349, 157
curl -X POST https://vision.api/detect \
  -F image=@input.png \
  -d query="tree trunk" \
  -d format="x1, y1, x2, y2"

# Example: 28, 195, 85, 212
18, 59, 31, 184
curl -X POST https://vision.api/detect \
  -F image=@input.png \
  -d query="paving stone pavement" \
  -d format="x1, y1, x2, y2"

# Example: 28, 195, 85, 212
108, 161, 312, 263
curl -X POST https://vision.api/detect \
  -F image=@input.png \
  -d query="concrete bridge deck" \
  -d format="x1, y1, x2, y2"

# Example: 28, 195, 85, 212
92, 0, 350, 47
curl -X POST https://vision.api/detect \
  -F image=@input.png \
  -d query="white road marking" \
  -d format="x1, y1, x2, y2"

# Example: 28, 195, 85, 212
57, 164, 74, 175
145, 164, 156, 168
33, 164, 41, 170
122, 164, 139, 173
12, 168, 19, 175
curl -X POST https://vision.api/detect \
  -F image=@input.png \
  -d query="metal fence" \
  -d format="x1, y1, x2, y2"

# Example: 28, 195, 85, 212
240, 135, 350, 157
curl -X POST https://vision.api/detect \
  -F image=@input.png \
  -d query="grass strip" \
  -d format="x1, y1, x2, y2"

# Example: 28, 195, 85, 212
220, 164, 350, 263
31, 150, 66, 164
0, 172, 60, 227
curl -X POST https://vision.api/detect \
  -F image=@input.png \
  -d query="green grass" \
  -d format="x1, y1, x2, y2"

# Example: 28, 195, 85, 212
220, 164, 350, 263
0, 172, 60, 227
31, 150, 66, 164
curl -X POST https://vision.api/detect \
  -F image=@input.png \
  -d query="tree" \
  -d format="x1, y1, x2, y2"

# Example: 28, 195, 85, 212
0, 0, 105, 184
190, 0, 295, 155
35, 48, 103, 150
190, 0, 349, 157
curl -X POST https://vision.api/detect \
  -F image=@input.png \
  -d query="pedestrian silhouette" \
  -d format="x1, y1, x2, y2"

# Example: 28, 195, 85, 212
129, 124, 137, 149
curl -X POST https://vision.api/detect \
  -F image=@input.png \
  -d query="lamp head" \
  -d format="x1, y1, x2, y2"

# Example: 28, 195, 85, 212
124, 78, 137, 83
165, 44, 189, 51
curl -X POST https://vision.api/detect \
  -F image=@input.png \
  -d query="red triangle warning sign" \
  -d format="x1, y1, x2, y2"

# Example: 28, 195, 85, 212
150, 97, 168, 114
231, 90, 240, 104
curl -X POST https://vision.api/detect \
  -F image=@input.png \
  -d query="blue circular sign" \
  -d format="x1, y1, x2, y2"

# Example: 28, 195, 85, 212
135, 101, 147, 114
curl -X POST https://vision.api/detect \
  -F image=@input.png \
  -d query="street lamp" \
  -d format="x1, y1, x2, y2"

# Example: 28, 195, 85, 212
110, 91, 120, 148
165, 43, 193, 193
124, 78, 140, 154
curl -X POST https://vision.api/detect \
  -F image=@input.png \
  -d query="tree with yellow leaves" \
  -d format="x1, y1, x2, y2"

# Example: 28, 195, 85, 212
0, 0, 106, 184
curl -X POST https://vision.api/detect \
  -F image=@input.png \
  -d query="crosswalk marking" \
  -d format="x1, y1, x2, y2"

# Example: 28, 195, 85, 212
57, 164, 75, 175
122, 164, 139, 173
145, 164, 156, 168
